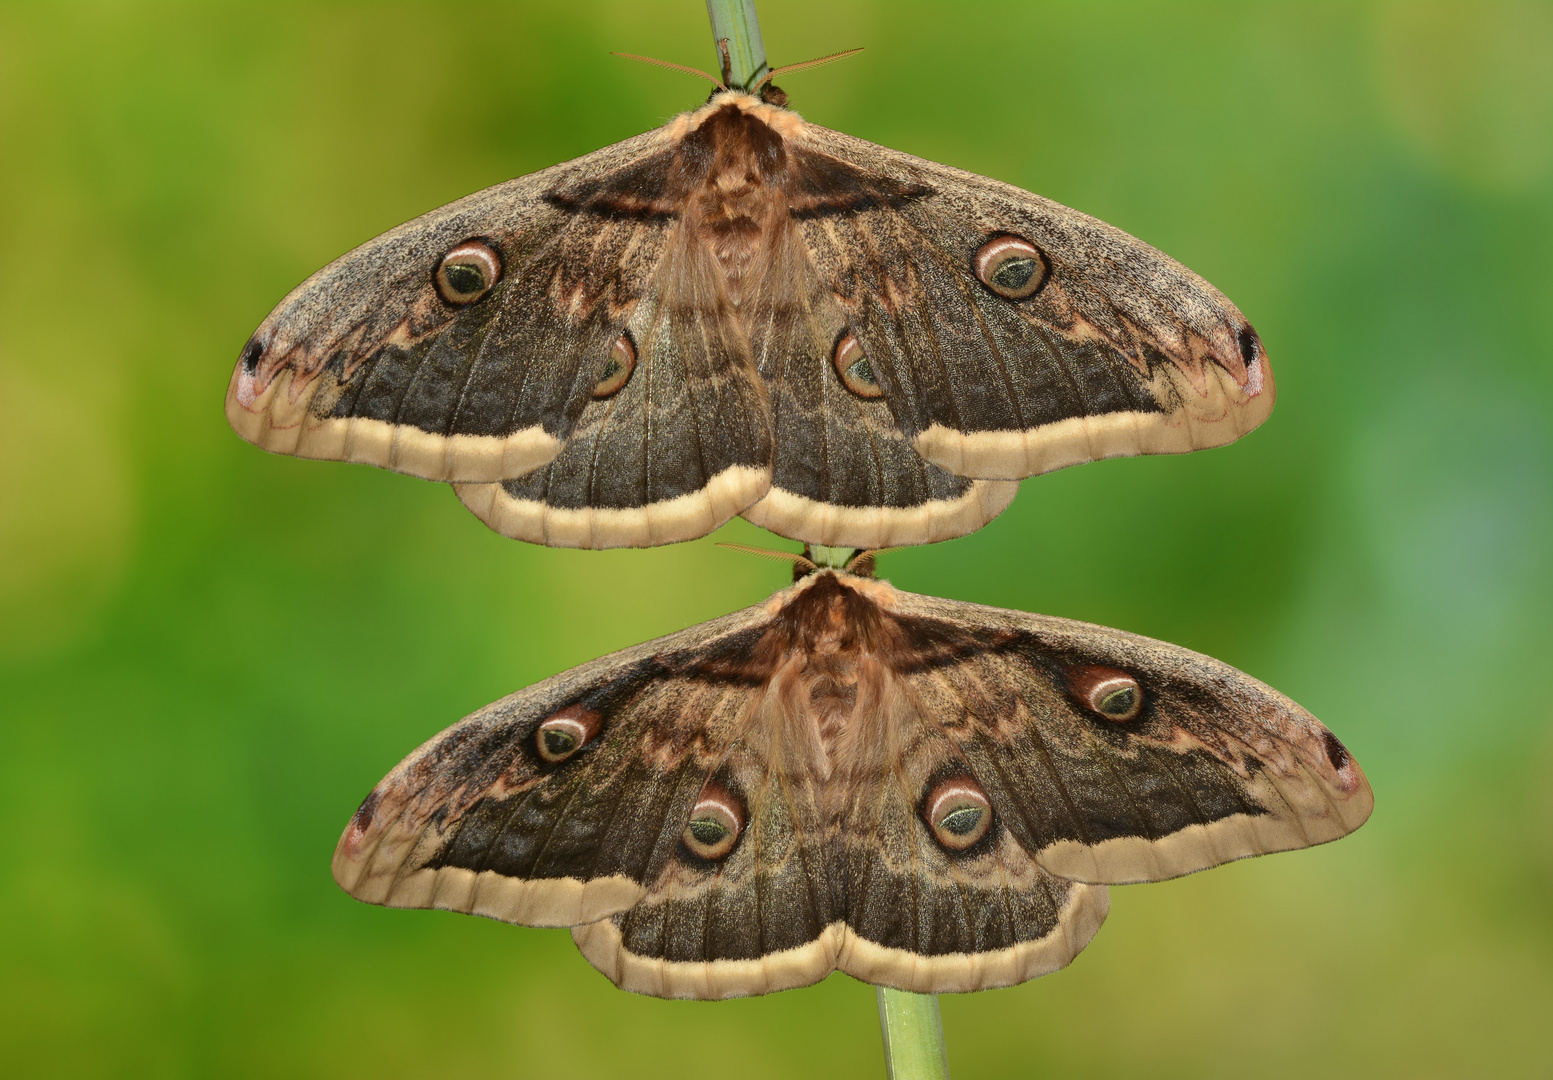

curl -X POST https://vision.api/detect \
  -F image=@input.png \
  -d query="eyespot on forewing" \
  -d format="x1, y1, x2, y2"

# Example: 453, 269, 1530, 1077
535, 704, 601, 763
973, 235, 1049, 300
1068, 665, 1144, 722
435, 240, 503, 305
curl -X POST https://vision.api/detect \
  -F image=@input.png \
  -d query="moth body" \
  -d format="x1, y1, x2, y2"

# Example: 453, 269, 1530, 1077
333, 566, 1370, 999
230, 90, 1274, 549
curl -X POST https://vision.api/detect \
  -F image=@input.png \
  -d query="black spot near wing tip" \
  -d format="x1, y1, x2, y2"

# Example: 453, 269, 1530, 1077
352, 789, 381, 832
240, 336, 264, 374
1321, 730, 1350, 770
1236, 325, 1260, 370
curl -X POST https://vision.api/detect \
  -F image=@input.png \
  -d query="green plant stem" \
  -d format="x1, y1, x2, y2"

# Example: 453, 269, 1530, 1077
699, 11, 944, 1080
808, 545, 857, 570
877, 987, 951, 1080
705, 0, 769, 90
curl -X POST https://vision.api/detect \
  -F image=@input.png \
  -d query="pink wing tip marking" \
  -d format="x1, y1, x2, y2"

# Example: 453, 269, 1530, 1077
342, 789, 381, 856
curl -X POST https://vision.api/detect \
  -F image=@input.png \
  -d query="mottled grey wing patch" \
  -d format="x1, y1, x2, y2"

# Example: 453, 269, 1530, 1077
739, 224, 1018, 548
882, 590, 1373, 884
793, 127, 1275, 481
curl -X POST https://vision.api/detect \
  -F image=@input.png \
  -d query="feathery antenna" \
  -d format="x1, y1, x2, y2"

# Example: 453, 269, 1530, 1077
611, 52, 727, 90
756, 48, 865, 90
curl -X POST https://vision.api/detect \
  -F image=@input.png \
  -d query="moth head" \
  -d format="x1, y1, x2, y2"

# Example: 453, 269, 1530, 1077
1068, 665, 1145, 722
535, 704, 602, 764
973, 234, 1050, 300
714, 543, 887, 581
435, 239, 503, 305
681, 782, 745, 861
924, 776, 994, 851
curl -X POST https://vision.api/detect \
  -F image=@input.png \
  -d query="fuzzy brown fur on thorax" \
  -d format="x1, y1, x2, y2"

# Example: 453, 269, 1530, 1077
755, 572, 907, 774
676, 102, 792, 304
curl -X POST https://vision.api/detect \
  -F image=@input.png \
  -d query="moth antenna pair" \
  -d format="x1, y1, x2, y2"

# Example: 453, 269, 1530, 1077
717, 541, 892, 580
611, 47, 863, 95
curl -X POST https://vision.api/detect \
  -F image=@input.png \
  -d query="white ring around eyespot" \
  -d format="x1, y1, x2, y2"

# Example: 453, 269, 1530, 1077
436, 240, 502, 305
972, 235, 1048, 300
1086, 675, 1143, 722
681, 787, 745, 860
536, 710, 598, 763
926, 778, 993, 850
833, 332, 883, 398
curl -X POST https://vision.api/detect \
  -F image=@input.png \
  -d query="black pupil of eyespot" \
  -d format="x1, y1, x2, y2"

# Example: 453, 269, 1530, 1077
1100, 687, 1136, 715
940, 806, 983, 835
600, 357, 621, 381
848, 357, 877, 385
689, 818, 728, 845
444, 262, 485, 295
991, 257, 1035, 290
542, 729, 576, 756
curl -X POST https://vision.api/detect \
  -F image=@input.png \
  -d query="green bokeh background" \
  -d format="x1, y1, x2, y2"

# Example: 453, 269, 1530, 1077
3, 1, 1550, 1076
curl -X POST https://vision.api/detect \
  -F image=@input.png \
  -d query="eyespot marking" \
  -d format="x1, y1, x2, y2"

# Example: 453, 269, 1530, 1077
681, 782, 745, 861
535, 704, 601, 764
924, 777, 993, 851
592, 334, 636, 398
1069, 665, 1144, 722
833, 332, 883, 398
973, 234, 1049, 300
435, 239, 503, 305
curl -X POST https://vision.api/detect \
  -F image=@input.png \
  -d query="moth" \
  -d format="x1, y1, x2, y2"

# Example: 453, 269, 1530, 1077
228, 85, 1274, 550
334, 551, 1370, 998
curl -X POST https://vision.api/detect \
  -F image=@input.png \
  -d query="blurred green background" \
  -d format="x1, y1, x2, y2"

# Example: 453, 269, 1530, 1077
2, 1, 1550, 1076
